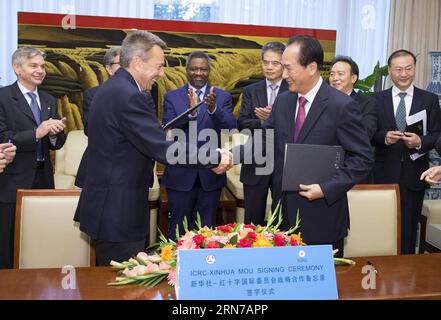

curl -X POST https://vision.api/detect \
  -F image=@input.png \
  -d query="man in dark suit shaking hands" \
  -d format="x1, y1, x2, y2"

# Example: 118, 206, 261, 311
372, 49, 441, 254
0, 46, 66, 268
260, 35, 373, 257
238, 42, 288, 225
74, 31, 233, 266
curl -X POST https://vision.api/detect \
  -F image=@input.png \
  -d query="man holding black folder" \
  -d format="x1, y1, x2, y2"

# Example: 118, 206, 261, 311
255, 35, 373, 257
372, 49, 441, 254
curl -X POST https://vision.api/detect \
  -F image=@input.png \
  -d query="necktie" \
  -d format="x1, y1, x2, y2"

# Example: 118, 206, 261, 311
395, 92, 407, 132
269, 84, 279, 106
27, 92, 44, 161
294, 96, 307, 142
196, 89, 203, 103
195, 89, 203, 113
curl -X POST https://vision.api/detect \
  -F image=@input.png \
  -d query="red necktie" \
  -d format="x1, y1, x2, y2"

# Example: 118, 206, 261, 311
294, 96, 307, 142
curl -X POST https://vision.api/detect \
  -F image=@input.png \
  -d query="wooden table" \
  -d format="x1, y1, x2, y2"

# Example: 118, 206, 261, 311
1, 254, 441, 300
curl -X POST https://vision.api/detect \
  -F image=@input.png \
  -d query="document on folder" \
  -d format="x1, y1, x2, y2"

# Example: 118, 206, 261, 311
405, 110, 427, 161
161, 100, 204, 130
282, 144, 345, 191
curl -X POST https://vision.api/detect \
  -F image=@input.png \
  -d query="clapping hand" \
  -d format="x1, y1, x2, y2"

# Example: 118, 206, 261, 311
254, 105, 272, 121
205, 86, 217, 113
212, 148, 234, 174
187, 88, 198, 109
0, 143, 16, 172
0, 143, 17, 164
49, 117, 67, 136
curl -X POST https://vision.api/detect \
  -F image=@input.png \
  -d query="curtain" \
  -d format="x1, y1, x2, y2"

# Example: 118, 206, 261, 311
0, 0, 391, 86
216, 0, 391, 81
388, 0, 441, 88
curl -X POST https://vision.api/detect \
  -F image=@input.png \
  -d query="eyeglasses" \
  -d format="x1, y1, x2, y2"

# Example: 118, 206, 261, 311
262, 60, 282, 67
391, 66, 414, 75
110, 61, 120, 66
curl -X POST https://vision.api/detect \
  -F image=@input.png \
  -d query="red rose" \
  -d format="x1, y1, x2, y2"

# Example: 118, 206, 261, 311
216, 225, 230, 233
273, 234, 286, 247
243, 224, 255, 230
246, 231, 257, 240
205, 241, 221, 249
176, 240, 184, 247
192, 234, 204, 248
237, 238, 253, 248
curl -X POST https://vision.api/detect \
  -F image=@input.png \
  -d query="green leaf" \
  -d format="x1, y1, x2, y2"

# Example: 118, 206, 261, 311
183, 216, 189, 233
195, 213, 202, 230
133, 256, 148, 266
229, 234, 238, 245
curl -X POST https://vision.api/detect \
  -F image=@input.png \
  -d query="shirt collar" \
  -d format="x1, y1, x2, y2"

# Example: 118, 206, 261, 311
189, 83, 208, 95
392, 84, 414, 98
299, 77, 323, 103
134, 79, 143, 93
266, 79, 282, 89
17, 80, 39, 98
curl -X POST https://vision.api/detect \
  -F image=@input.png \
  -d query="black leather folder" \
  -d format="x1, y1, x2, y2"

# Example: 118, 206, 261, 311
405, 119, 424, 136
162, 100, 204, 130
281, 143, 345, 191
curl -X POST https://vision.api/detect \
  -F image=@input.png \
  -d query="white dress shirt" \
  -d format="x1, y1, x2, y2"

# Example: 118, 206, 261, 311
266, 79, 283, 105
295, 77, 323, 120
17, 80, 57, 147
392, 84, 414, 117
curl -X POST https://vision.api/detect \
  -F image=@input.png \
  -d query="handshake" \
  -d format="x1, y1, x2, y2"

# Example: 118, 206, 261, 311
212, 148, 234, 175
0, 143, 17, 173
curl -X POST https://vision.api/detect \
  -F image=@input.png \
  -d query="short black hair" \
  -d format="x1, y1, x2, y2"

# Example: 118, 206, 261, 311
261, 42, 285, 60
387, 49, 417, 66
186, 51, 211, 68
287, 35, 323, 70
331, 55, 359, 79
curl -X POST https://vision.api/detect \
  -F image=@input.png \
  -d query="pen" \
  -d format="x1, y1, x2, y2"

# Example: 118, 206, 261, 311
367, 260, 379, 276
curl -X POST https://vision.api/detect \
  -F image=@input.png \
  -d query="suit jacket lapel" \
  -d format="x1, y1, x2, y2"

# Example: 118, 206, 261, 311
409, 86, 423, 116
285, 92, 298, 143
279, 80, 289, 94
178, 84, 190, 115
383, 88, 396, 129
256, 80, 268, 106
39, 93, 51, 121
296, 82, 329, 144
11, 82, 38, 124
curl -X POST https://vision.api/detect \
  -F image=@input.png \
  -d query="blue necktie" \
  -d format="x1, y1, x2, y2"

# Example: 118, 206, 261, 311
27, 92, 44, 161
196, 89, 203, 113
395, 92, 407, 132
